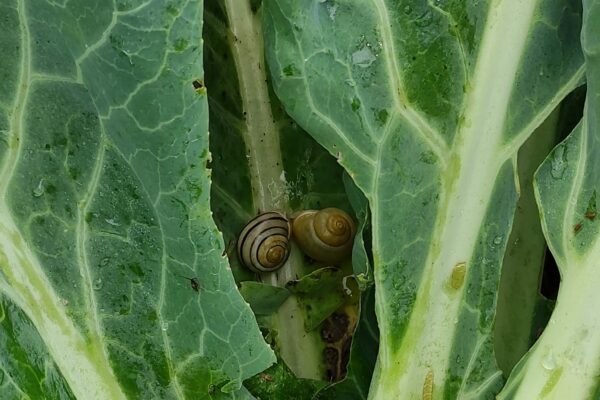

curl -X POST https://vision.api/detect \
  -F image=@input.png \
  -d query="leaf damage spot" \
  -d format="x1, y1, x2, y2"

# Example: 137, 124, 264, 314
550, 145, 567, 179
320, 309, 356, 382
192, 79, 206, 95
585, 190, 597, 220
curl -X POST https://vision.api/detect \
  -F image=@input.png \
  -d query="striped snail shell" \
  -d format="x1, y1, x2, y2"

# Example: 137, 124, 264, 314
237, 212, 291, 273
291, 208, 356, 264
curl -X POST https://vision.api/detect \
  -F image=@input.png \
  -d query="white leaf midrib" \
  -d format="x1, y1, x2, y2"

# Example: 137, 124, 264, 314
370, 0, 541, 397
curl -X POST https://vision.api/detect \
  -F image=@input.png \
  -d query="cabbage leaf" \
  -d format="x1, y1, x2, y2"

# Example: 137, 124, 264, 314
0, 1, 273, 398
263, 0, 584, 397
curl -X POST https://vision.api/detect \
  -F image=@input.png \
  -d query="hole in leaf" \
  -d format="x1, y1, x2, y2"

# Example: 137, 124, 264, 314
540, 247, 560, 300
556, 85, 586, 141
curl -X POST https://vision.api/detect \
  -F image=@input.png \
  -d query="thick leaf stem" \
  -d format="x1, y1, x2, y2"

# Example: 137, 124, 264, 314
498, 267, 600, 399
222, 0, 323, 379
372, 0, 538, 397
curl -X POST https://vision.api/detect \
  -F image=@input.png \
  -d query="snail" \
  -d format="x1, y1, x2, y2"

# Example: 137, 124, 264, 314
237, 211, 291, 273
291, 208, 356, 264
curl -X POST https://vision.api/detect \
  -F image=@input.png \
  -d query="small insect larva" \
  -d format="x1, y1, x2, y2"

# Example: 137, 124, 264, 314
188, 277, 200, 292
450, 262, 466, 290
179, 276, 200, 292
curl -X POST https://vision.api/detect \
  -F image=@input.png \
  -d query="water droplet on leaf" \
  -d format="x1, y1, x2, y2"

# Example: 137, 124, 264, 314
327, 3, 338, 20
415, 10, 433, 27
105, 218, 120, 227
550, 146, 566, 179
542, 351, 556, 370
93, 278, 103, 290
32, 179, 44, 197
352, 46, 376, 68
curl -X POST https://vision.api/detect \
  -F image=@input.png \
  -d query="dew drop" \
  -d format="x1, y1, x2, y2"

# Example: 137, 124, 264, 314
351, 46, 376, 68
32, 179, 44, 197
161, 322, 169, 331
493, 235, 502, 245
105, 218, 120, 227
93, 278, 103, 290
327, 3, 338, 20
403, 5, 413, 14
542, 351, 556, 370
415, 10, 433, 27
550, 146, 566, 179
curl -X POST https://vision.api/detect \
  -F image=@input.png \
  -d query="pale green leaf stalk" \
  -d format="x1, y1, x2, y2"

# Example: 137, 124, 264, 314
0, 1, 273, 398
204, 0, 346, 381
498, 0, 600, 398
263, 0, 584, 398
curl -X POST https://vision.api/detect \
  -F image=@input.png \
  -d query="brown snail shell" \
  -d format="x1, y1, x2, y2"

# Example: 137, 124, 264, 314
237, 212, 291, 273
291, 208, 356, 264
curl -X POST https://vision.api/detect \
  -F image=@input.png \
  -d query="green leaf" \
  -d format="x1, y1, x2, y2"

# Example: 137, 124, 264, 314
498, 1, 600, 398
286, 267, 350, 332
0, 295, 76, 399
239, 282, 291, 315
264, 0, 584, 397
244, 360, 326, 400
0, 1, 273, 398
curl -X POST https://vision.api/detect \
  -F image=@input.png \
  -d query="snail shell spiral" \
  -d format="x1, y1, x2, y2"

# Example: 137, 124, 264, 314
237, 212, 291, 273
291, 208, 356, 264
